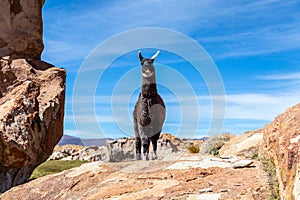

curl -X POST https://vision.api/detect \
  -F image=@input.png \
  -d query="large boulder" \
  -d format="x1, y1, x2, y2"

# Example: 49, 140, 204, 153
159, 133, 187, 152
0, 0, 44, 59
0, 58, 65, 192
106, 138, 135, 162
219, 130, 263, 158
262, 103, 300, 200
0, 0, 66, 192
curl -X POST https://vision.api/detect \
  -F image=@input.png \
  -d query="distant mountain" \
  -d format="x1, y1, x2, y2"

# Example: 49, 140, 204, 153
58, 134, 112, 146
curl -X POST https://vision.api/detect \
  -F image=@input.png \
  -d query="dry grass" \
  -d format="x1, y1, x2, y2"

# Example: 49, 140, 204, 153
260, 157, 280, 200
30, 160, 87, 180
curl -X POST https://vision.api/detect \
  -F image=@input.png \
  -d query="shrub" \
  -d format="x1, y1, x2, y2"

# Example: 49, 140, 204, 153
187, 145, 200, 153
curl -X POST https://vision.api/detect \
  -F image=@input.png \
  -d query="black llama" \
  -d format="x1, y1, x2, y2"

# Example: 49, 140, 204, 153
133, 50, 166, 160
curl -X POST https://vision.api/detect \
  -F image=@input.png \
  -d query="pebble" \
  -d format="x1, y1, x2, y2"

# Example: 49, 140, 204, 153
199, 188, 213, 193
232, 160, 254, 169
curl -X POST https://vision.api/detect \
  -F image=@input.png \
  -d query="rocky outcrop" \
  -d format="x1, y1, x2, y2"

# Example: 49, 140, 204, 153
200, 133, 234, 155
49, 145, 109, 162
0, 154, 271, 200
106, 134, 189, 162
106, 138, 135, 162
219, 130, 263, 158
0, 0, 44, 59
0, 0, 66, 192
159, 133, 187, 152
262, 103, 300, 200
0, 58, 65, 192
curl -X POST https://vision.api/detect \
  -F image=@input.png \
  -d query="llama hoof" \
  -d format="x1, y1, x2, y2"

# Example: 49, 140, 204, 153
143, 153, 149, 161
135, 153, 142, 160
152, 152, 158, 160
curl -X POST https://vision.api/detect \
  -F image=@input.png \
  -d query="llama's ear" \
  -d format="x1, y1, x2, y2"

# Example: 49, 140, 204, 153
151, 50, 160, 61
138, 50, 144, 62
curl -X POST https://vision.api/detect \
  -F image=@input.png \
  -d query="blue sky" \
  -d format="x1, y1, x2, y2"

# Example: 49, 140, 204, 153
42, 0, 300, 139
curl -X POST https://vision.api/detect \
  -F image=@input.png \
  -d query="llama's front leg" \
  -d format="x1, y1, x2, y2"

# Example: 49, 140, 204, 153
135, 137, 142, 160
139, 125, 150, 160
142, 135, 149, 160
150, 133, 160, 160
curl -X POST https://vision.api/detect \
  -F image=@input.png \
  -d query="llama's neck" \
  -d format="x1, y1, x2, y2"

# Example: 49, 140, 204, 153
141, 74, 157, 98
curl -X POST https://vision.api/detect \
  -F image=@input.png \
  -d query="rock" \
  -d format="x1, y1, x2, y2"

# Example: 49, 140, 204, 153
262, 103, 300, 200
71, 146, 109, 162
158, 133, 187, 153
199, 187, 213, 193
106, 138, 135, 162
0, 152, 271, 200
0, 0, 66, 192
49, 134, 188, 163
48, 145, 83, 160
105, 134, 188, 162
49, 145, 109, 162
0, 0, 44, 59
219, 189, 230, 192
219, 155, 239, 163
0, 58, 65, 192
219, 130, 263, 159
200, 133, 234, 155
232, 160, 254, 169
48, 151, 66, 160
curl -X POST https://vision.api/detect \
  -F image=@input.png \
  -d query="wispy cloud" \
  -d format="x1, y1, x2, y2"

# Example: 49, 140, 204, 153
43, 0, 300, 64
256, 72, 300, 80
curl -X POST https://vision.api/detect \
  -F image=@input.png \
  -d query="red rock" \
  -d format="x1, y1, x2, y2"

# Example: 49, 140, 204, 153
0, 0, 66, 192
0, 58, 65, 192
262, 103, 300, 199
0, 0, 44, 59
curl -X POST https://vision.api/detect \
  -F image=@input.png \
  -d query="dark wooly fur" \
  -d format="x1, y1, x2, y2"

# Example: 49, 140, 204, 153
133, 50, 166, 160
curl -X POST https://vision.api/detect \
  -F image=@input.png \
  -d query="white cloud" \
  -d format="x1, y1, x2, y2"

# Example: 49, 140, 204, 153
256, 72, 300, 80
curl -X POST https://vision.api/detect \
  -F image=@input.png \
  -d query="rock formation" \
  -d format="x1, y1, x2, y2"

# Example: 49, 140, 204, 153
200, 133, 234, 155
262, 103, 300, 200
0, 0, 66, 192
49, 145, 109, 162
219, 130, 263, 158
106, 138, 136, 162
0, 154, 271, 200
106, 134, 189, 162
0, 0, 44, 59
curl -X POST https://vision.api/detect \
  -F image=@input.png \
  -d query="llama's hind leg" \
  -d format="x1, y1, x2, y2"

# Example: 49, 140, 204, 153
135, 137, 142, 160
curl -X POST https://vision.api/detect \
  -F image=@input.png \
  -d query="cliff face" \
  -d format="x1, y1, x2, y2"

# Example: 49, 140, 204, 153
262, 103, 300, 200
0, 0, 66, 192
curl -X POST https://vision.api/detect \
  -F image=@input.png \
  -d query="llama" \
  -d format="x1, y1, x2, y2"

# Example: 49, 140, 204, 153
133, 50, 166, 160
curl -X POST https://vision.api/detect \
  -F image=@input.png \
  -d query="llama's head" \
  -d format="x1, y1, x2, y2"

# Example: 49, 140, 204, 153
138, 50, 160, 78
